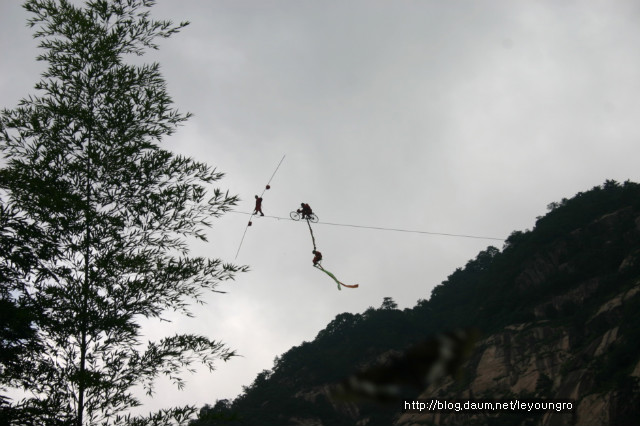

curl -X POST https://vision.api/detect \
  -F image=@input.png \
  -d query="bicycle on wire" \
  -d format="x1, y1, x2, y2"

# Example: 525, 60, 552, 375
290, 211, 319, 223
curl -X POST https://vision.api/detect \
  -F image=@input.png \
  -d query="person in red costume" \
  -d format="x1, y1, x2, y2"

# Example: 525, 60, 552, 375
253, 195, 265, 216
298, 202, 312, 220
312, 250, 322, 266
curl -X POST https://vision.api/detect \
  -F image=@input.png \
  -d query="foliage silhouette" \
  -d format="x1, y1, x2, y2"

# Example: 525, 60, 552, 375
0, 1, 247, 424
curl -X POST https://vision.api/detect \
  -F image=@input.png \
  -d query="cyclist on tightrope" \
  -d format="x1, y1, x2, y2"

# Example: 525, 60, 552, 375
298, 202, 313, 220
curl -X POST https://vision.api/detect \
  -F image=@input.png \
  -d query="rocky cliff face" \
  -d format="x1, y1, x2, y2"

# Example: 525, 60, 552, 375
395, 207, 640, 426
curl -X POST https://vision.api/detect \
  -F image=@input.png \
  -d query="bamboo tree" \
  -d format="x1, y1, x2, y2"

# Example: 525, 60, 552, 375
0, 1, 247, 424
0, 203, 54, 424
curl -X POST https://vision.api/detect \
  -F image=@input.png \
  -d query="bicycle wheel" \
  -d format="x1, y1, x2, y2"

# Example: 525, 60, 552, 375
309, 213, 319, 223
290, 211, 301, 221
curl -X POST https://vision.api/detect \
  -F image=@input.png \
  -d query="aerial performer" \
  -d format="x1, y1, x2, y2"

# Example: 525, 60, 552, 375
298, 203, 313, 220
312, 250, 322, 266
291, 205, 359, 290
312, 249, 358, 290
253, 195, 265, 216
234, 155, 286, 259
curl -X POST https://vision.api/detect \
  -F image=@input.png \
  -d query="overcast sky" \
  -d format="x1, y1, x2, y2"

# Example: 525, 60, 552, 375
2, 0, 640, 418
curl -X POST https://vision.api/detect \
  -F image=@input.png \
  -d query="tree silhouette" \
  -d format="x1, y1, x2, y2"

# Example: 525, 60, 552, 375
380, 297, 398, 310
0, 203, 55, 423
0, 1, 247, 424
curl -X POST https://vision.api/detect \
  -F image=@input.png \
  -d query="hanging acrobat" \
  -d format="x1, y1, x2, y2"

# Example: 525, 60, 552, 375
291, 203, 359, 290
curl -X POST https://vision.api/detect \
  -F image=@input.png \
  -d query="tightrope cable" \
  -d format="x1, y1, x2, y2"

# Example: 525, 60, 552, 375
230, 211, 505, 241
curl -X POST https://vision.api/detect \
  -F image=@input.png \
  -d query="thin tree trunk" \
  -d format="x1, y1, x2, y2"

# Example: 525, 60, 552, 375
78, 121, 92, 426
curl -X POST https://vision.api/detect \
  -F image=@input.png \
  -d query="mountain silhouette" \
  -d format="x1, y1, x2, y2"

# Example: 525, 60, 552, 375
191, 179, 640, 426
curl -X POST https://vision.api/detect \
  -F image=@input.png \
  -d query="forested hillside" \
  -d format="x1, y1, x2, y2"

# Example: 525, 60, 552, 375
191, 180, 640, 426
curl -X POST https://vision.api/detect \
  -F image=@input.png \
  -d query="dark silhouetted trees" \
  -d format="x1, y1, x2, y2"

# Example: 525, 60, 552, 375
0, 1, 246, 424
